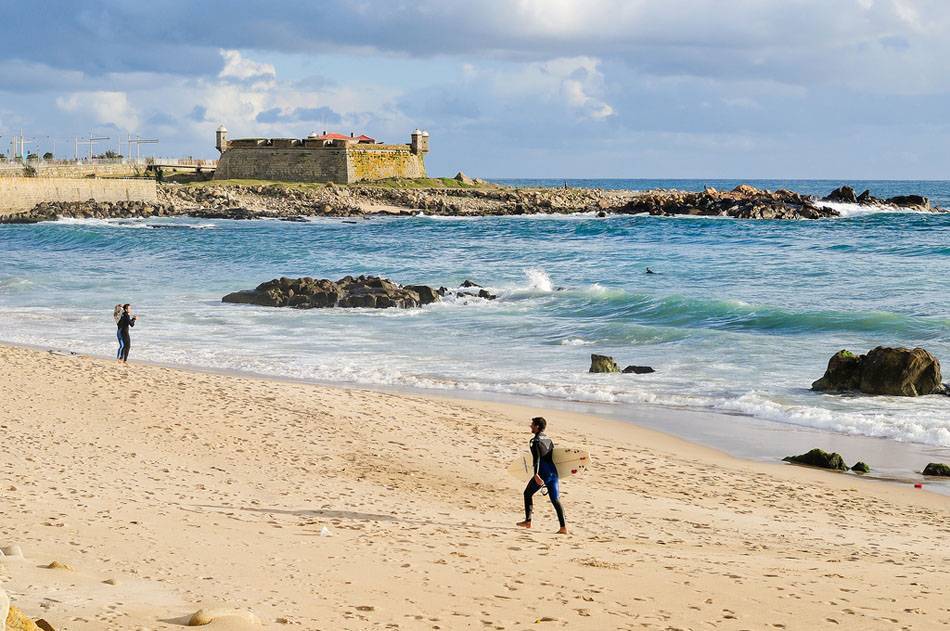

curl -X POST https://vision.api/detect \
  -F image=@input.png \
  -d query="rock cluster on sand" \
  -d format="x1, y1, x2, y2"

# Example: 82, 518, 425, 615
223, 275, 442, 309
782, 448, 849, 471
812, 347, 944, 396
923, 463, 950, 476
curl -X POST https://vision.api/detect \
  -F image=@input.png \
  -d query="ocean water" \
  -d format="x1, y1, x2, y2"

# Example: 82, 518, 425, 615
0, 179, 948, 454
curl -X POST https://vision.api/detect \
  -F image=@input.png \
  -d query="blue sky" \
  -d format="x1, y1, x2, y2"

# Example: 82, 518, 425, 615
1, 0, 948, 179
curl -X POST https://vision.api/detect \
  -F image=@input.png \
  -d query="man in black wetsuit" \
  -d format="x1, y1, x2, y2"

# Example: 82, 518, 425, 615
116, 303, 137, 363
516, 416, 568, 534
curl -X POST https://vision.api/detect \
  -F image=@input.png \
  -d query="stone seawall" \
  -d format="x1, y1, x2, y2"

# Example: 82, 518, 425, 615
0, 177, 157, 215
0, 162, 140, 179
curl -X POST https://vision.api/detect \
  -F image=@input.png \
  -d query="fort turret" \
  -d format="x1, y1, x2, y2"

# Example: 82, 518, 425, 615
215, 125, 229, 154
410, 129, 429, 155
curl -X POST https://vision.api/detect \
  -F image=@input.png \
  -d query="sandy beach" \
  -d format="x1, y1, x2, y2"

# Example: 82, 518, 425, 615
1, 342, 948, 630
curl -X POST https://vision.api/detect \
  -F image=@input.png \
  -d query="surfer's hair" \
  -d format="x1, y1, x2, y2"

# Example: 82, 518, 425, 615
531, 416, 547, 431
113, 304, 123, 324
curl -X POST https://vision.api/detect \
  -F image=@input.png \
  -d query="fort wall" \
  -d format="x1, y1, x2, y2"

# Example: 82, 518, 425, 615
0, 178, 157, 216
347, 146, 425, 182
213, 148, 350, 183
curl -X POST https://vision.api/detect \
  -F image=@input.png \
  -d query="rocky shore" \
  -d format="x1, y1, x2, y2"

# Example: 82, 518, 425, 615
0, 182, 941, 224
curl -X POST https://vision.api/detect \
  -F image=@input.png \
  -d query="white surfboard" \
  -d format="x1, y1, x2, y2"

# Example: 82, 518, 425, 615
506, 446, 591, 480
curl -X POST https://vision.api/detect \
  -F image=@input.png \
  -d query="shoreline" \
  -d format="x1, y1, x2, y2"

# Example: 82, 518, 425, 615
11, 339, 950, 496
1, 342, 948, 629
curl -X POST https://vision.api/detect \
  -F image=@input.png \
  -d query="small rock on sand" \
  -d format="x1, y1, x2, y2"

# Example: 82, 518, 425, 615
6, 605, 41, 630
44, 561, 72, 571
35, 619, 56, 631
188, 608, 261, 626
103, 578, 120, 585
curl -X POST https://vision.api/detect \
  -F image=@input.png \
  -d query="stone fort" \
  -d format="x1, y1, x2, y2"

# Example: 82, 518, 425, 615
213, 127, 429, 183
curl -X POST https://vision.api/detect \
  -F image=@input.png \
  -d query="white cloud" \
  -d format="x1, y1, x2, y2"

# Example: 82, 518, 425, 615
218, 49, 276, 81
55, 91, 140, 130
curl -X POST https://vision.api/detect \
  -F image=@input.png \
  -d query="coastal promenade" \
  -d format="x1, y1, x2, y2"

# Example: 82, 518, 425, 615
0, 343, 947, 629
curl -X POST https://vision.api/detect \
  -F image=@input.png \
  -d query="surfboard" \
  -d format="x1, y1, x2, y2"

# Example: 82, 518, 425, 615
506, 446, 591, 480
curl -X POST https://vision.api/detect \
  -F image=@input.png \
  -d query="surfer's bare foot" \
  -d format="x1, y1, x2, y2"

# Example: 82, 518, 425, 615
556, 526, 568, 535
516, 520, 532, 529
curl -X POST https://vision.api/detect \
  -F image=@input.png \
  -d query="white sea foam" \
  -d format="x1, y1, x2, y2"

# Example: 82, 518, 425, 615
523, 268, 554, 292
559, 338, 593, 346
819, 201, 923, 218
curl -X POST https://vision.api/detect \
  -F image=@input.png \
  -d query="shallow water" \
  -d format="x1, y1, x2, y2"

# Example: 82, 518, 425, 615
1, 179, 948, 453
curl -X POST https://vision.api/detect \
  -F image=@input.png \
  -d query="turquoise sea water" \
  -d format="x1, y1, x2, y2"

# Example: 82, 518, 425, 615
1, 179, 948, 451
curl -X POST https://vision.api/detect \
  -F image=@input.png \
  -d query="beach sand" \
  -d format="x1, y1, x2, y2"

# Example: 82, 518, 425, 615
1, 343, 948, 630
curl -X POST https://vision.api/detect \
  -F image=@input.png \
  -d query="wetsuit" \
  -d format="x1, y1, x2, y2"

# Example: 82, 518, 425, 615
117, 313, 135, 361
523, 432, 566, 528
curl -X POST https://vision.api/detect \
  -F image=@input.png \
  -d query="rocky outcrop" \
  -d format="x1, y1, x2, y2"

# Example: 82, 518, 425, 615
590, 354, 620, 373
824, 186, 857, 203
0, 199, 178, 224
454, 171, 475, 186
4, 182, 940, 223
223, 275, 442, 309
187, 608, 261, 626
923, 463, 950, 476
851, 461, 871, 473
812, 347, 943, 396
782, 448, 848, 471
617, 185, 839, 220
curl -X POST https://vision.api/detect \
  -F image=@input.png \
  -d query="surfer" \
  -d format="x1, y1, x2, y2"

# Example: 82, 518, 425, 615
116, 303, 137, 363
517, 416, 567, 534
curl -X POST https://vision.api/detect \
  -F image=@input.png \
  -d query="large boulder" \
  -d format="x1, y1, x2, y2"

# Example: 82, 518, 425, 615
223, 275, 440, 310
590, 354, 620, 373
811, 350, 863, 392
782, 448, 848, 471
823, 186, 857, 203
812, 347, 943, 396
923, 463, 950, 477
860, 347, 942, 396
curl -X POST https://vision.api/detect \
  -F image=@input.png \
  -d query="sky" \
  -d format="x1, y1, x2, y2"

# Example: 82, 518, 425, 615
0, 0, 948, 179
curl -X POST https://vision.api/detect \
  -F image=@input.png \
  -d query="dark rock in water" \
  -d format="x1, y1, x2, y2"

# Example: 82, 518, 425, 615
622, 365, 655, 374
476, 289, 496, 300
812, 346, 943, 396
596, 211, 607, 218
590, 354, 620, 374
223, 275, 440, 309
823, 186, 857, 203
860, 347, 942, 396
782, 448, 848, 471
886, 194, 929, 209
851, 461, 870, 473
278, 215, 309, 222
922, 463, 950, 476
856, 189, 880, 204
811, 350, 863, 392
460, 279, 481, 288
645, 267, 655, 275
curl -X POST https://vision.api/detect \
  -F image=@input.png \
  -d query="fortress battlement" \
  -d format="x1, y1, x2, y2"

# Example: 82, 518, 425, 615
213, 128, 429, 183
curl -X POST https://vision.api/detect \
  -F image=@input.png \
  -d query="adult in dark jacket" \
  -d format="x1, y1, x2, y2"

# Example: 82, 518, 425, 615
116, 303, 137, 363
